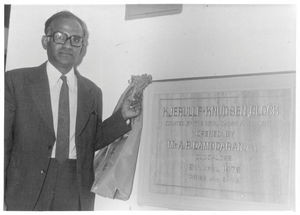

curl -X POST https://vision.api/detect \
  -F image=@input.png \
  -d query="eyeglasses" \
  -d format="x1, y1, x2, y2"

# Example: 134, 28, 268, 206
47, 31, 83, 47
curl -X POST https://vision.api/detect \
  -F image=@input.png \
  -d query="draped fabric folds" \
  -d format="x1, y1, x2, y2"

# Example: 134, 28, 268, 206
91, 83, 143, 200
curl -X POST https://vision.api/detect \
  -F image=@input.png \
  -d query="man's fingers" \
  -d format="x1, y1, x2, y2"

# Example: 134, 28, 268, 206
130, 103, 142, 114
129, 99, 142, 108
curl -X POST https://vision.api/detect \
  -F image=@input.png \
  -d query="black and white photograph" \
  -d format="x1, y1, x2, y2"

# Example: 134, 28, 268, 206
2, 2, 298, 212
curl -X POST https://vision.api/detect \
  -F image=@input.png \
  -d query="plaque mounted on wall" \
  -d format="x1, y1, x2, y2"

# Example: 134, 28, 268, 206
138, 72, 295, 210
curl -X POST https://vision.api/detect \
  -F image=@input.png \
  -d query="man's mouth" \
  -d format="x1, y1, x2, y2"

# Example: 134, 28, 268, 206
59, 50, 73, 56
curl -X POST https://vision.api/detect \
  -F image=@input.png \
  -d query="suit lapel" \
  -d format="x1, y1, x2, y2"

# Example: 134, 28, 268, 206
76, 72, 95, 137
30, 65, 94, 144
29, 63, 55, 137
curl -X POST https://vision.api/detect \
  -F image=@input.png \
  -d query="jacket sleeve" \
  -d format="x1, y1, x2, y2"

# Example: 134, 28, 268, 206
4, 72, 16, 181
94, 88, 131, 151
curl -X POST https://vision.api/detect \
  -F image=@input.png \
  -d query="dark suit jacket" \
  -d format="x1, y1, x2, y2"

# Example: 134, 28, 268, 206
4, 62, 131, 210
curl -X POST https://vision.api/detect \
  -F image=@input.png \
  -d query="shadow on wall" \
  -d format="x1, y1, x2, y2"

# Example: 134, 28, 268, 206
5, 4, 11, 69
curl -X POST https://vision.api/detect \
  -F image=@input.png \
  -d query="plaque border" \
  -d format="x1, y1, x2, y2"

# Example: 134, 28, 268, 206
138, 71, 295, 210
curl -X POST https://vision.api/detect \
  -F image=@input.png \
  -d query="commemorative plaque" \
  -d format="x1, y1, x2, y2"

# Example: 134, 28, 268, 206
138, 72, 295, 210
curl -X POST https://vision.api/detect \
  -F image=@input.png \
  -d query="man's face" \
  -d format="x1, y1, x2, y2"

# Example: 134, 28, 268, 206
42, 17, 84, 72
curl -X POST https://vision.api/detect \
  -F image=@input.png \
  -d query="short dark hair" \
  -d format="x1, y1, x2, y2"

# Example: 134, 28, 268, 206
44, 10, 89, 46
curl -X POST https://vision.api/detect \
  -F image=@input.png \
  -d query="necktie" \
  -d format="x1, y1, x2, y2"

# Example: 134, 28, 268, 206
55, 75, 70, 163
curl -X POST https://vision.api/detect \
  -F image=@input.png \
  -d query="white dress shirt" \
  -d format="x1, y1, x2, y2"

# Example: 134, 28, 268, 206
46, 62, 78, 159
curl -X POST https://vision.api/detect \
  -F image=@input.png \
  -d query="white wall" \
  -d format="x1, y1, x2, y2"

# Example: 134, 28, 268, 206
6, 4, 296, 210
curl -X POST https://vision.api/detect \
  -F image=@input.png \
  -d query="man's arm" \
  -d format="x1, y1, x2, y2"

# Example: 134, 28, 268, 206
93, 74, 150, 151
93, 87, 131, 151
94, 108, 131, 151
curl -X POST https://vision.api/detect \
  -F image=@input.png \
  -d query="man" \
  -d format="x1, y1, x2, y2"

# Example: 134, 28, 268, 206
4, 11, 140, 211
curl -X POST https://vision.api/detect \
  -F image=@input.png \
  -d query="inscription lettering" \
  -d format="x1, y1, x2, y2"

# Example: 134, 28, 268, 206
162, 104, 279, 117
167, 140, 257, 152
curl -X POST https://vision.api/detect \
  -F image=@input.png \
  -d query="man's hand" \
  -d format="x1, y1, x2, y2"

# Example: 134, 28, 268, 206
121, 97, 142, 120
117, 73, 152, 121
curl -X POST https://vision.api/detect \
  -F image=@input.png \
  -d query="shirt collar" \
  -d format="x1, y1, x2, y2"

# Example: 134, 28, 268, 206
46, 61, 77, 90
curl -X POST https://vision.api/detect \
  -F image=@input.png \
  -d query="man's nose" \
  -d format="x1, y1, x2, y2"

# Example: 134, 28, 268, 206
63, 38, 73, 48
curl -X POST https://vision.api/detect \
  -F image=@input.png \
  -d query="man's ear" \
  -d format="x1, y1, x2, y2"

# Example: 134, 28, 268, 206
41, 35, 48, 50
